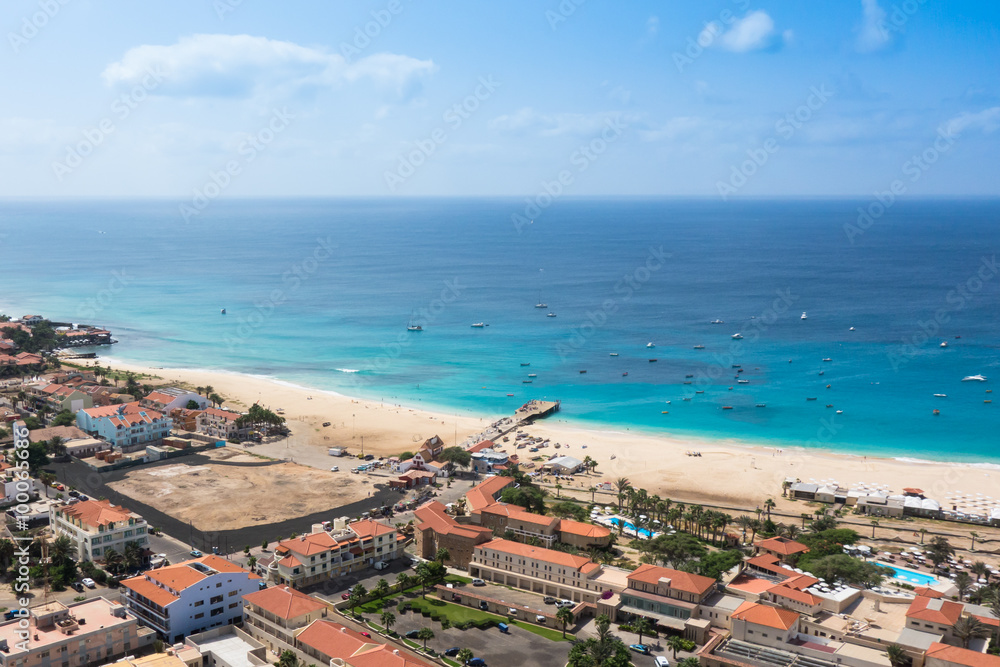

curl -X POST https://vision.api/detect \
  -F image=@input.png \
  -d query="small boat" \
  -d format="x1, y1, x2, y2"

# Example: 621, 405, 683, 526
806, 397, 817, 401
801, 312, 808, 320
933, 409, 940, 415
648, 359, 657, 363
695, 390, 704, 394
849, 326, 855, 331
822, 358, 832, 362
220, 308, 226, 315
609, 353, 619, 357
622, 372, 628, 377
522, 380, 533, 384
732, 364, 741, 368
683, 397, 691, 401
962, 375, 987, 382
987, 390, 993, 393
661, 410, 669, 414
546, 313, 556, 318
711, 319, 724, 324
940, 341, 948, 348
685, 374, 694, 378
737, 379, 749, 384
471, 322, 485, 328
934, 394, 947, 398
535, 303, 547, 309
579, 370, 587, 374
818, 371, 824, 376
647, 342, 656, 348
826, 404, 834, 408
737, 368, 744, 373
528, 373, 537, 378
731, 333, 743, 340
407, 325, 423, 331
826, 384, 831, 388
955, 335, 961, 339
693, 345, 705, 350
683, 381, 692, 385
665, 400, 671, 404
506, 393, 514, 397
521, 362, 531, 366
756, 403, 766, 407
836, 410, 843, 414
722, 406, 733, 410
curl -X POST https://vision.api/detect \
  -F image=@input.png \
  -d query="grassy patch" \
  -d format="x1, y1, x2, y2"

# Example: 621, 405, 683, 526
442, 659, 461, 667
510, 619, 572, 642
407, 598, 571, 641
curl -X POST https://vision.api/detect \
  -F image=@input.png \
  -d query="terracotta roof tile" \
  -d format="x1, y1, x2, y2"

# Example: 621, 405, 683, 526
243, 585, 327, 619
732, 601, 800, 630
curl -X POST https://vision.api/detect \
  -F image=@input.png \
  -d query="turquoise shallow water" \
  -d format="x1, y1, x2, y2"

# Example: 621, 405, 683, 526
0, 197, 998, 463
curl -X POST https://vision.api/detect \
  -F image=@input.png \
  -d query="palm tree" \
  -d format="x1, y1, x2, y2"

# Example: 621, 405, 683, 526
970, 531, 979, 551
555, 483, 562, 498
971, 561, 989, 581
633, 617, 655, 644
677, 659, 700, 667
415, 563, 435, 598
885, 644, 908, 667
556, 606, 574, 639
952, 615, 989, 648
247, 556, 257, 571
800, 512, 811, 528
736, 515, 754, 543
918, 528, 927, 544
209, 393, 224, 407
416, 627, 434, 650
457, 649, 474, 664
49, 535, 73, 566
955, 572, 973, 600
435, 548, 450, 565
372, 578, 390, 601
870, 519, 879, 539
666, 634, 688, 659
763, 498, 776, 520
615, 478, 631, 508
348, 583, 367, 615
588, 486, 597, 503
103, 548, 123, 575
123, 541, 143, 572
380, 610, 395, 635
926, 536, 955, 570
395, 572, 412, 591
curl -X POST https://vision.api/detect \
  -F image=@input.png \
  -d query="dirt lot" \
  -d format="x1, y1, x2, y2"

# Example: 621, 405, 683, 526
107, 449, 375, 531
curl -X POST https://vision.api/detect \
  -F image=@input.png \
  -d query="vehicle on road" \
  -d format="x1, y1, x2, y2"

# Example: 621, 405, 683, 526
507, 608, 518, 616
556, 599, 574, 608
81, 578, 95, 589
629, 644, 651, 655
444, 648, 461, 657
359, 631, 370, 638
404, 629, 422, 639
497, 623, 509, 633
189, 550, 203, 557
341, 593, 351, 600
654, 657, 670, 667
71, 582, 84, 592
471, 578, 485, 586
543, 596, 556, 604
466, 659, 486, 667
373, 561, 389, 571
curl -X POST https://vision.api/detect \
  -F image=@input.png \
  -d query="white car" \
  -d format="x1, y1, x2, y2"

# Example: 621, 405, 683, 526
508, 608, 518, 616
330, 466, 339, 472
556, 599, 574, 608
471, 578, 485, 586
654, 657, 670, 667
81, 578, 96, 589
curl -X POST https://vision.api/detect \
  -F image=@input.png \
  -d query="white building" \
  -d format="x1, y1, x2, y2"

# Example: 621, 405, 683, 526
77, 402, 172, 452
121, 555, 261, 644
195, 407, 248, 440
49, 498, 149, 563
140, 387, 209, 414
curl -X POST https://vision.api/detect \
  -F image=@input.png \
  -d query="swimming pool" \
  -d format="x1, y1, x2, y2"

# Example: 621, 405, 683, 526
885, 565, 938, 587
608, 517, 655, 539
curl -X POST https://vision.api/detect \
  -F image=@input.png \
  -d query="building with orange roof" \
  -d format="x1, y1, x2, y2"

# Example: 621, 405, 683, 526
478, 502, 560, 545
614, 564, 718, 636
77, 402, 171, 451
756, 536, 810, 563
121, 555, 260, 643
49, 498, 149, 563
36, 382, 93, 412
268, 520, 400, 588
558, 518, 612, 549
140, 387, 208, 414
469, 538, 623, 604
296, 620, 434, 667
465, 475, 515, 513
413, 500, 492, 568
195, 407, 248, 440
925, 642, 1000, 667
0, 598, 156, 667
731, 600, 801, 640
242, 585, 329, 653
905, 596, 964, 639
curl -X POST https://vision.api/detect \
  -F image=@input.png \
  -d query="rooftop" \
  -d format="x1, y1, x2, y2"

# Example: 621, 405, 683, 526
476, 538, 600, 574
54, 498, 139, 529
758, 536, 810, 556
926, 642, 1000, 667
243, 585, 326, 619
466, 475, 515, 512
0, 598, 134, 656
628, 564, 717, 596
906, 596, 963, 626
732, 601, 800, 630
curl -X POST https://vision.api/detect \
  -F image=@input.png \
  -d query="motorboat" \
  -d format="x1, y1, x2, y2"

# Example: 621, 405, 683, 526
822, 358, 832, 362
648, 359, 657, 363
756, 403, 766, 407
693, 344, 705, 349
407, 324, 423, 331
610, 353, 619, 357
711, 319, 724, 324
579, 370, 587, 374
695, 390, 704, 394
933, 409, 940, 415
722, 406, 733, 410
849, 326, 855, 331
801, 312, 808, 320
471, 322, 485, 328
647, 342, 655, 348
806, 397, 818, 401
731, 333, 743, 340
962, 375, 987, 382
220, 308, 226, 315
521, 362, 530, 366
737, 379, 749, 384
622, 372, 628, 377
836, 410, 843, 414
685, 374, 694, 378
546, 313, 556, 318
940, 341, 948, 348
528, 374, 537, 378
934, 394, 947, 398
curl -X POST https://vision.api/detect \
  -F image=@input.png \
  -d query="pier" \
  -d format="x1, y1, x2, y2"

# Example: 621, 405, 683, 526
514, 399, 560, 424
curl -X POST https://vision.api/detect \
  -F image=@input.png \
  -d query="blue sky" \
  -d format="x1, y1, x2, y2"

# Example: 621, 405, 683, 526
1, 0, 998, 197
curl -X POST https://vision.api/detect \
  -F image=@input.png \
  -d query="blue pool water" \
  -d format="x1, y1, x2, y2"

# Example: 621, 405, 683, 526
609, 517, 655, 539
885, 565, 938, 586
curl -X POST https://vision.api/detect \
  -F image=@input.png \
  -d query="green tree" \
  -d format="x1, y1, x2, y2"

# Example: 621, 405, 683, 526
395, 572, 412, 590
49, 410, 76, 427
209, 393, 225, 408
677, 659, 701, 667
763, 498, 776, 520
926, 536, 955, 570
26, 441, 50, 472
437, 446, 471, 472
637, 532, 707, 569
953, 615, 989, 648
186, 400, 200, 409
556, 605, 575, 639
372, 578, 390, 601
380, 610, 395, 635
435, 547, 450, 565
50, 536, 73, 566
633, 617, 655, 644
886, 644, 908, 667
276, 650, 298, 667
348, 583, 367, 615
102, 547, 123, 575
416, 627, 434, 650
955, 571, 973, 600
456, 648, 474, 664
666, 635, 695, 659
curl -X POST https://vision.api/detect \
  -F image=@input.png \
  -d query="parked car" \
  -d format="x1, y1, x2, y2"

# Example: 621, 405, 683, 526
629, 644, 651, 655
471, 578, 485, 586
404, 629, 422, 639
330, 466, 339, 472
479, 600, 489, 611
373, 561, 389, 571
543, 596, 556, 604
359, 632, 371, 638
654, 657, 670, 667
189, 549, 203, 557
466, 659, 486, 667
71, 582, 84, 592
507, 608, 518, 616
81, 578, 96, 589
444, 648, 461, 657
258, 581, 268, 590
556, 599, 574, 608
341, 593, 351, 600
535, 614, 546, 624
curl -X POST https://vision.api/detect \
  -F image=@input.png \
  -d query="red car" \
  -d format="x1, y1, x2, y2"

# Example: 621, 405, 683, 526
360, 632, 371, 638
341, 593, 350, 600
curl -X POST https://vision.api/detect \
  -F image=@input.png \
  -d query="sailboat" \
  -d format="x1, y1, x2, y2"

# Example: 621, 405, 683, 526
535, 290, 547, 309
407, 310, 422, 331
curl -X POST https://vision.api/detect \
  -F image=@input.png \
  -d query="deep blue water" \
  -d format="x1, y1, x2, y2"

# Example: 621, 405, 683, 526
1, 197, 998, 462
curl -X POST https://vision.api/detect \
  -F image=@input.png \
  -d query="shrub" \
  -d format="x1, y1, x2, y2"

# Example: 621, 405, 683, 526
440, 618, 451, 630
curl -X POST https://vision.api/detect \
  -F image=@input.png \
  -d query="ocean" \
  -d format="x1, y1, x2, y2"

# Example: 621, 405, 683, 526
1, 197, 998, 463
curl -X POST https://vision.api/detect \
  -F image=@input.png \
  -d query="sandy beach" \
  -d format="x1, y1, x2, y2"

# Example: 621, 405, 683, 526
90, 358, 1000, 518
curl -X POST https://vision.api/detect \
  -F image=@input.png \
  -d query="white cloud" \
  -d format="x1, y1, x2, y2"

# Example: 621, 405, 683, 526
102, 34, 436, 100
703, 10, 782, 53
489, 108, 632, 137
943, 107, 1000, 136
856, 0, 891, 53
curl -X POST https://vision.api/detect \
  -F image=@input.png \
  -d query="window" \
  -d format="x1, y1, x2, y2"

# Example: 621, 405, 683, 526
229, 602, 239, 609
210, 595, 224, 604
228, 590, 238, 597
194, 613, 204, 619
211, 607, 224, 617
194, 600, 204, 607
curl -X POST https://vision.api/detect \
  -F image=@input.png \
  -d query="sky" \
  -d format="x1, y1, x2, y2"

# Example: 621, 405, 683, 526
1, 0, 998, 198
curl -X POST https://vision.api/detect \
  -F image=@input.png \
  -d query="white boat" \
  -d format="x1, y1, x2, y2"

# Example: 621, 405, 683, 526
822, 358, 832, 362
471, 322, 485, 328
609, 353, 619, 357
801, 312, 808, 320
535, 303, 547, 308
693, 345, 705, 350
934, 394, 947, 398
962, 375, 987, 382
407, 325, 423, 331
527, 374, 537, 378
849, 326, 855, 331
737, 379, 749, 384
546, 313, 556, 318
836, 410, 843, 414
711, 319, 724, 324
646, 342, 655, 348
940, 341, 948, 348
731, 333, 743, 340
220, 308, 226, 315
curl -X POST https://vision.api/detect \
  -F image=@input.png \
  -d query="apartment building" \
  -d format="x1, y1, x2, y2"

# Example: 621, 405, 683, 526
617, 564, 717, 632
755, 536, 809, 564
241, 585, 328, 654
468, 538, 625, 604
194, 408, 247, 441
76, 403, 171, 452
140, 388, 208, 414
268, 520, 401, 588
0, 599, 155, 667
413, 500, 492, 568
121, 555, 261, 644
48, 499, 148, 563
296, 620, 434, 667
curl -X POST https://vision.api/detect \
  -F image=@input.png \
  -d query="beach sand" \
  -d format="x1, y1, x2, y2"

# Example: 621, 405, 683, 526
94, 359, 1000, 525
